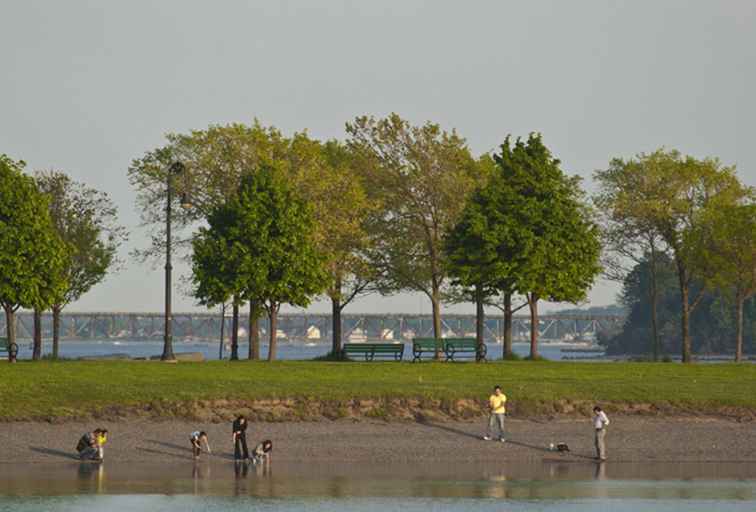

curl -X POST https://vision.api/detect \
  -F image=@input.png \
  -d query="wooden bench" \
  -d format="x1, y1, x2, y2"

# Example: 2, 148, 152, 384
411, 338, 445, 362
341, 343, 404, 362
444, 338, 487, 362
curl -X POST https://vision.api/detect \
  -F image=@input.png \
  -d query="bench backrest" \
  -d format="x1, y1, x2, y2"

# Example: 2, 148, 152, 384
0, 337, 8, 351
412, 338, 445, 350
445, 338, 478, 349
343, 343, 402, 351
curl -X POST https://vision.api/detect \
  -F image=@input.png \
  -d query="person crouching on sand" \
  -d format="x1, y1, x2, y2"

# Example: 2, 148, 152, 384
593, 406, 610, 461
232, 415, 250, 462
251, 439, 272, 465
483, 385, 507, 442
77, 428, 107, 461
190, 431, 211, 459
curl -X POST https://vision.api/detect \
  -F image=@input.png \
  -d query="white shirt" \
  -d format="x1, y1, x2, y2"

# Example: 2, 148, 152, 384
593, 411, 609, 430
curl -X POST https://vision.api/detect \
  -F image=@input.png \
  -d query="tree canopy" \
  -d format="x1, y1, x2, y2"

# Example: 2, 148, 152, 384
192, 165, 327, 361
0, 155, 68, 353
346, 113, 481, 341
484, 135, 602, 358
595, 149, 748, 362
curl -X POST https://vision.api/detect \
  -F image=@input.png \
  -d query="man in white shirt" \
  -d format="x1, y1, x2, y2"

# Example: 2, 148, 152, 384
593, 406, 610, 461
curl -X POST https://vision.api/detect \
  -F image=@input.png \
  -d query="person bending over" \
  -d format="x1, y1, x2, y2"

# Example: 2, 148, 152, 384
251, 439, 272, 465
232, 415, 250, 462
77, 428, 107, 461
190, 431, 211, 459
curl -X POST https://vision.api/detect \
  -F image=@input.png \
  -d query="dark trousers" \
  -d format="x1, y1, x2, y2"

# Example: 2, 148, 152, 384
234, 434, 249, 460
191, 438, 201, 457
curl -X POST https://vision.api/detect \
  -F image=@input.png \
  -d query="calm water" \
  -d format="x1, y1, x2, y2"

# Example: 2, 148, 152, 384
0, 461, 754, 511
13, 340, 600, 361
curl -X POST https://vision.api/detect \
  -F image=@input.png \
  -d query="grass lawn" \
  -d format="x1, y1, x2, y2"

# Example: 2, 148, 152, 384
1, 360, 754, 420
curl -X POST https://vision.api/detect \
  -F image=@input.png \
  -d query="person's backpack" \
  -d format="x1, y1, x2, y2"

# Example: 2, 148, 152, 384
76, 434, 90, 452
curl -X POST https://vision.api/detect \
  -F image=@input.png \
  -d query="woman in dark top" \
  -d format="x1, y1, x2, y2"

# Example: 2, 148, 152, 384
232, 415, 250, 461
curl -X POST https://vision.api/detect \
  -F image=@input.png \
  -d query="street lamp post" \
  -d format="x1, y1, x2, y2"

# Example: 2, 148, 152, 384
162, 161, 185, 361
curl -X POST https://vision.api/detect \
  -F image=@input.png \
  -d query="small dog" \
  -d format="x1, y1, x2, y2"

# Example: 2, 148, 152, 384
556, 443, 570, 452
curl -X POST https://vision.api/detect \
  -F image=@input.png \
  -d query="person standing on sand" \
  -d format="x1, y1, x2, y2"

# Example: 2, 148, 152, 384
232, 415, 250, 462
483, 385, 507, 442
593, 406, 610, 461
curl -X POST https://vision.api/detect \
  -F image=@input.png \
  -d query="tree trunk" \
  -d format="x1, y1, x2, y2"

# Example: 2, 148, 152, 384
475, 285, 484, 362
431, 287, 442, 360
332, 297, 342, 357
249, 300, 260, 360
735, 293, 744, 363
32, 309, 42, 361
4, 306, 16, 362
649, 246, 660, 361
528, 295, 539, 359
230, 300, 239, 361
678, 277, 692, 363
502, 292, 513, 359
52, 305, 61, 360
267, 303, 279, 362
218, 303, 226, 360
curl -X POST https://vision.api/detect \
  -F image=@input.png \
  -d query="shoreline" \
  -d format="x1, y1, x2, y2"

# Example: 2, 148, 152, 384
2, 417, 755, 466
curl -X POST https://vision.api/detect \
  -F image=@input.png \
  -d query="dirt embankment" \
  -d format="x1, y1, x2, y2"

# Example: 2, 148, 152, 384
23, 397, 756, 424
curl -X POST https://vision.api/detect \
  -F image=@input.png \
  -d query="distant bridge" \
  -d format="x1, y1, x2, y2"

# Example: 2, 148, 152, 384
5, 312, 625, 343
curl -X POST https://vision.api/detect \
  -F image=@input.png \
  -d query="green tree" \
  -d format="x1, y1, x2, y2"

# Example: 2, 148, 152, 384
690, 202, 756, 361
444, 152, 533, 359
191, 215, 245, 360
594, 190, 668, 360
0, 155, 68, 359
130, 121, 291, 358
444, 203, 499, 358
493, 135, 601, 359
35, 171, 127, 359
346, 114, 480, 349
292, 138, 376, 355
192, 166, 327, 361
595, 149, 748, 362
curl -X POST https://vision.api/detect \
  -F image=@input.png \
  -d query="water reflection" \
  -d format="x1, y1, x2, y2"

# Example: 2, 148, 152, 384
76, 463, 104, 494
0, 460, 753, 500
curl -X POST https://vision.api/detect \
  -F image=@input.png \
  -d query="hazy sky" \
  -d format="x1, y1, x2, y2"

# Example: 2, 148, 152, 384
1, 1, 754, 314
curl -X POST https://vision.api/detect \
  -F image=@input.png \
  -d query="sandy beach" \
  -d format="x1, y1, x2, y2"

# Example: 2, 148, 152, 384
1, 416, 754, 465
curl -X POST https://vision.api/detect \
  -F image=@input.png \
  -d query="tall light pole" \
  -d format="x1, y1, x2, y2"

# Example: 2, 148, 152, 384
162, 161, 186, 361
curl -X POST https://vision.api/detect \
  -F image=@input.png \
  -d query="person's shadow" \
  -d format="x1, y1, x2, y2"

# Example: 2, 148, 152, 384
146, 439, 236, 460
148, 440, 191, 453
136, 447, 189, 460
29, 447, 80, 460
417, 421, 595, 460
416, 420, 481, 440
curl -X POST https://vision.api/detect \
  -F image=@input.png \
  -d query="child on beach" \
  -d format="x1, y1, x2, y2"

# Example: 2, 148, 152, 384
76, 428, 108, 461
190, 431, 211, 459
250, 439, 272, 465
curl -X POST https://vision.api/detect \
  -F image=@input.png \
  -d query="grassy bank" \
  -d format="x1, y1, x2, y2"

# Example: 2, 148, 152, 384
1, 360, 754, 421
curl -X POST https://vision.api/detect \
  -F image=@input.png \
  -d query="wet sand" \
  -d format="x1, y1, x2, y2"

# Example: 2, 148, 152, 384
1, 416, 755, 465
